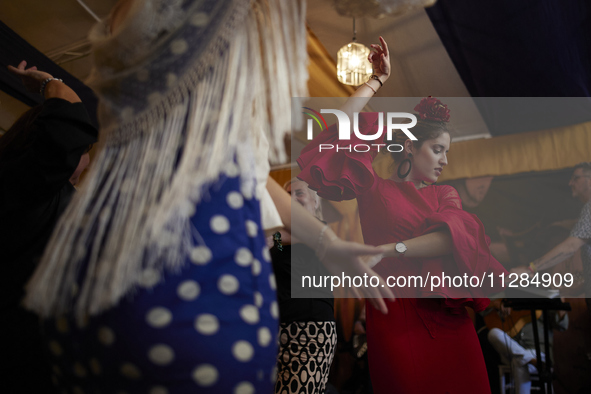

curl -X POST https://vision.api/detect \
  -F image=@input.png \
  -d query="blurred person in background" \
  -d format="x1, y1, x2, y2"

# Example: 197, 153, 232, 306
0, 61, 97, 393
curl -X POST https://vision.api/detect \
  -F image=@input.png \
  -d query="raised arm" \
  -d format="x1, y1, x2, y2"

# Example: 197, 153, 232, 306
266, 176, 395, 313
511, 236, 585, 276
339, 36, 391, 120
512, 200, 590, 276
7, 61, 81, 103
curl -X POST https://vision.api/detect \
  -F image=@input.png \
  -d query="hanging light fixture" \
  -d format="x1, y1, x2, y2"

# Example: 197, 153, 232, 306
337, 18, 372, 86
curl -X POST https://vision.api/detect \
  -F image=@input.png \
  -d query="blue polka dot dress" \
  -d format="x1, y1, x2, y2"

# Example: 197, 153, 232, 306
44, 174, 279, 393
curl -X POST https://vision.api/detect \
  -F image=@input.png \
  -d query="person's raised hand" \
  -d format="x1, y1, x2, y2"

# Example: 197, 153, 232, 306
320, 236, 395, 314
7, 60, 53, 94
368, 36, 391, 81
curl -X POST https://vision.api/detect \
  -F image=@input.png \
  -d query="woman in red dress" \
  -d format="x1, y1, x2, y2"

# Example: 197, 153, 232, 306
297, 37, 507, 393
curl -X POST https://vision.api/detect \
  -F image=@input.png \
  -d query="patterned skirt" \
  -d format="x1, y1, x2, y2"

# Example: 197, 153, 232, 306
43, 174, 279, 393
275, 321, 337, 394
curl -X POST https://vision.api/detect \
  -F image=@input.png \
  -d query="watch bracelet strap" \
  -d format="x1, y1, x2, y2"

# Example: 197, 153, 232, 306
370, 74, 383, 87
40, 78, 64, 95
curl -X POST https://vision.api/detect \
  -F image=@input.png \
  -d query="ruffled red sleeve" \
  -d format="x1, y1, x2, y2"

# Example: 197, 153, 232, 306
414, 185, 507, 312
297, 112, 381, 201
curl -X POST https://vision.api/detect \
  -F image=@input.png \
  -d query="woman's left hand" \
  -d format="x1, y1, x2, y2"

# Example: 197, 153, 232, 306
368, 36, 391, 81
321, 237, 394, 314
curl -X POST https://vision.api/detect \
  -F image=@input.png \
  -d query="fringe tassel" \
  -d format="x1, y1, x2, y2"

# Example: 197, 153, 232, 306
25, 0, 309, 322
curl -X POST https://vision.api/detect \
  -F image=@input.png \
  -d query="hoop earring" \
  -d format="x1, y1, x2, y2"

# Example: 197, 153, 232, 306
397, 158, 412, 179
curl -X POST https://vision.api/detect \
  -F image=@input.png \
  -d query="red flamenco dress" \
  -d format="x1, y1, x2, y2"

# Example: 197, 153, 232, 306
297, 113, 507, 394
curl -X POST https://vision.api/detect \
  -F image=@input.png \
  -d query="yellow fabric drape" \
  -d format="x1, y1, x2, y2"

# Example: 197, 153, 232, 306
372, 120, 591, 182
306, 27, 355, 98
269, 168, 293, 189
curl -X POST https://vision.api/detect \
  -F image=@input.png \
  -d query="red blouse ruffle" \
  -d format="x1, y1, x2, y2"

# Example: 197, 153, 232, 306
413, 187, 506, 307
297, 112, 380, 201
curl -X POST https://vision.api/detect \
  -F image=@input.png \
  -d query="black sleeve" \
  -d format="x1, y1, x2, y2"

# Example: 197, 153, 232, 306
13, 98, 98, 200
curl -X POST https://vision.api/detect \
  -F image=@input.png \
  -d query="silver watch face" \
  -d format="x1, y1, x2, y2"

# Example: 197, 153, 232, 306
395, 242, 406, 254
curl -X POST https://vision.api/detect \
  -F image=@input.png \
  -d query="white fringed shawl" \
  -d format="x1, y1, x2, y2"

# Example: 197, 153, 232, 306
25, 0, 308, 321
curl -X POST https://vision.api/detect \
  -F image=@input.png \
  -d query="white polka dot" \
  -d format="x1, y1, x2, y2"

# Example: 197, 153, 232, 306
251, 259, 261, 276
234, 381, 255, 394
97, 326, 115, 346
241, 183, 253, 199
190, 12, 209, 27
210, 215, 230, 234
56, 317, 69, 333
269, 273, 276, 290
137, 69, 149, 81
245, 220, 258, 237
171, 39, 188, 55
148, 344, 175, 366
262, 247, 271, 262
257, 369, 264, 381
177, 280, 200, 301
165, 73, 178, 89
239, 305, 259, 324
225, 162, 240, 178
150, 386, 169, 394
194, 314, 219, 335
89, 358, 101, 375
234, 248, 253, 266
258, 327, 272, 347
73, 362, 87, 378
232, 340, 254, 362
217, 274, 239, 295
146, 307, 173, 328
190, 246, 212, 265
254, 292, 263, 308
226, 191, 244, 209
120, 363, 142, 379
179, 200, 196, 217
192, 364, 218, 386
148, 92, 162, 106
270, 301, 279, 319
150, 387, 169, 394
255, 185, 264, 200
139, 268, 161, 288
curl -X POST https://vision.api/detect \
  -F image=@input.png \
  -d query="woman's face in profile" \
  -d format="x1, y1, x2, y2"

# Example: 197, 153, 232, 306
410, 132, 450, 184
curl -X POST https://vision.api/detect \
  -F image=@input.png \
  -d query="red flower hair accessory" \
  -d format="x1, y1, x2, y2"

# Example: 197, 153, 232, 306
413, 96, 450, 123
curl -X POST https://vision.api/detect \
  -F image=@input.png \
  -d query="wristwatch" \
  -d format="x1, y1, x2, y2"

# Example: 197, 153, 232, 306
395, 242, 407, 256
